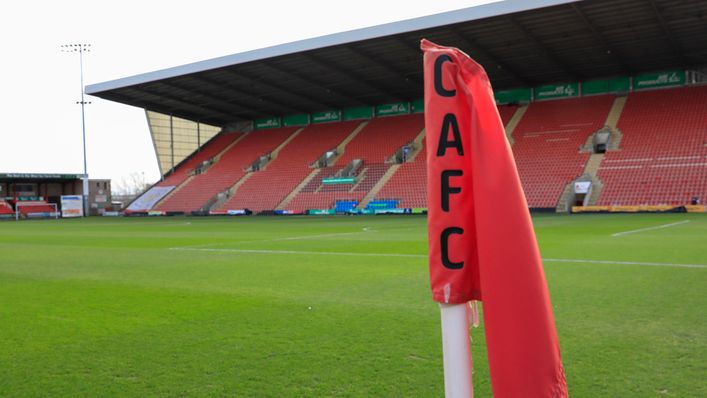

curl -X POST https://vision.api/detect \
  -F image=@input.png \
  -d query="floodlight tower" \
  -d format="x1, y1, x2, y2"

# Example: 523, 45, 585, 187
61, 44, 91, 216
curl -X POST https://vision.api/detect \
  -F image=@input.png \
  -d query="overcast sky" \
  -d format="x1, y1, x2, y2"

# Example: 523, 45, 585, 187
0, 0, 497, 188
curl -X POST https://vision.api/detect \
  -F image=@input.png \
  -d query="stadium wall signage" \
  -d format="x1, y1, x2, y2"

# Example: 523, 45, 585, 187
254, 117, 281, 129
534, 82, 579, 100
375, 102, 409, 117
311, 110, 341, 123
634, 70, 685, 89
252, 70, 686, 128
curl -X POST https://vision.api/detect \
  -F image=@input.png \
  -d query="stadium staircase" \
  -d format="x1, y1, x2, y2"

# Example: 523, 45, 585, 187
276, 120, 368, 211
373, 136, 428, 209
359, 164, 402, 208
203, 127, 306, 211
158, 132, 243, 188
216, 122, 359, 212
556, 96, 628, 211
154, 127, 297, 213
143, 132, 247, 211
283, 115, 423, 212
595, 86, 707, 206
0, 200, 13, 215
603, 96, 626, 150
500, 105, 525, 145
271, 121, 370, 211
372, 104, 524, 209
511, 95, 615, 208
152, 175, 195, 210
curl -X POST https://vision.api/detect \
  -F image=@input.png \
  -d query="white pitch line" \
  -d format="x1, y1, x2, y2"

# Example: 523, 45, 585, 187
542, 258, 705, 269
167, 247, 705, 269
611, 220, 691, 237
168, 247, 424, 258
174, 229, 373, 250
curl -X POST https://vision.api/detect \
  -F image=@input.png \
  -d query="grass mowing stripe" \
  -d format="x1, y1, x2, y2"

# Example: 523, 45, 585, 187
611, 220, 691, 237
169, 247, 706, 269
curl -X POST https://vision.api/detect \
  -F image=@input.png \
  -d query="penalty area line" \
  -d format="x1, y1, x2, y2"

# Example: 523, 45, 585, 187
611, 220, 690, 237
167, 247, 705, 269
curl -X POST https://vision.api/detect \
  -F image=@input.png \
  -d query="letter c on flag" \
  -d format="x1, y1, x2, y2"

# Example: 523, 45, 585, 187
434, 55, 456, 97
441, 227, 464, 269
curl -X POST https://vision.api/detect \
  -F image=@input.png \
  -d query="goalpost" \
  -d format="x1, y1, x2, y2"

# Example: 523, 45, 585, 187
15, 203, 59, 221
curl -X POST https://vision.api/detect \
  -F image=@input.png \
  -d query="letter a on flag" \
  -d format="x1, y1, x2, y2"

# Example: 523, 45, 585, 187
422, 39, 568, 397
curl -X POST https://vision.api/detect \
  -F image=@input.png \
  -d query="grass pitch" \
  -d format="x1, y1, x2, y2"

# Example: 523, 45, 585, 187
0, 213, 705, 397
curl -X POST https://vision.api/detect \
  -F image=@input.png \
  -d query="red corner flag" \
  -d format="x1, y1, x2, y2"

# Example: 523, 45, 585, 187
422, 39, 568, 397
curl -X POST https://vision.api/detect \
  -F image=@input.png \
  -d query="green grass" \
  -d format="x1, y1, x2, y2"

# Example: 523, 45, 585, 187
0, 213, 705, 397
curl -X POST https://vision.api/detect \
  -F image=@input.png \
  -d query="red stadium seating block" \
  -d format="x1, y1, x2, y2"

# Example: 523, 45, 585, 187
597, 86, 707, 206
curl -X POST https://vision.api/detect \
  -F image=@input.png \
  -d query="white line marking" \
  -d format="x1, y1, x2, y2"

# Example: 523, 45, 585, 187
272, 231, 366, 241
542, 258, 705, 269
169, 247, 424, 258
167, 247, 705, 269
611, 220, 691, 237
178, 230, 373, 250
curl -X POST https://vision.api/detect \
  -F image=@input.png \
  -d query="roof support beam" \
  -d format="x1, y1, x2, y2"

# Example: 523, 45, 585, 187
448, 27, 532, 86
260, 61, 366, 104
646, 0, 687, 67
302, 52, 405, 99
109, 91, 225, 124
506, 16, 579, 80
220, 69, 337, 110
189, 75, 309, 115
388, 37, 425, 80
135, 86, 237, 120
571, 3, 630, 74
345, 44, 422, 86
157, 80, 264, 115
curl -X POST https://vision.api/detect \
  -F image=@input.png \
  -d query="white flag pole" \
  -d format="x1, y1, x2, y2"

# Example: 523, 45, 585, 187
440, 303, 473, 398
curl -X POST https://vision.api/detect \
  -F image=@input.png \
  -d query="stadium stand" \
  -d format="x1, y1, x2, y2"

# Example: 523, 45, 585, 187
374, 138, 427, 208
155, 127, 297, 212
597, 86, 707, 206
284, 114, 424, 212
158, 132, 242, 188
498, 105, 518, 126
13, 200, 56, 215
124, 87, 705, 214
511, 95, 615, 208
336, 114, 424, 165
372, 104, 517, 209
217, 121, 360, 212
0, 200, 13, 215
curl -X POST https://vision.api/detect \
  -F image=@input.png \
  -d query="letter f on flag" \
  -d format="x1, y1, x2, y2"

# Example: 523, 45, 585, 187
422, 39, 568, 398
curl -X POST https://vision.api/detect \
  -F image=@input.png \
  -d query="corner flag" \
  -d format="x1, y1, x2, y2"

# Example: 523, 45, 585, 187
422, 39, 568, 397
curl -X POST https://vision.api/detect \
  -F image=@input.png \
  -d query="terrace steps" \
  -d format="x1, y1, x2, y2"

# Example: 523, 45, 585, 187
326, 121, 368, 166
276, 169, 321, 210
152, 175, 194, 210
406, 128, 427, 161
604, 96, 627, 150
359, 164, 401, 208
505, 105, 528, 145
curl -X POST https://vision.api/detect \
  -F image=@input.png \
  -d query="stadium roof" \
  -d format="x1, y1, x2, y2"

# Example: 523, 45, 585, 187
86, 0, 707, 127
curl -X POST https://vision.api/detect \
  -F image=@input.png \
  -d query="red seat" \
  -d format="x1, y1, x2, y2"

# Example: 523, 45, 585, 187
511, 95, 614, 207
597, 86, 707, 206
285, 114, 425, 212
156, 128, 297, 212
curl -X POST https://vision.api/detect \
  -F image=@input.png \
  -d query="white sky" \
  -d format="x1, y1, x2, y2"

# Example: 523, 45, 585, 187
0, 0, 497, 187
